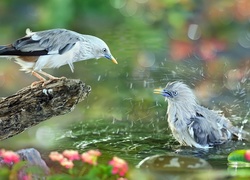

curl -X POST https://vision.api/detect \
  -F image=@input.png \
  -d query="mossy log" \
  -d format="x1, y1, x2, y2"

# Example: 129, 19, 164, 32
0, 78, 91, 140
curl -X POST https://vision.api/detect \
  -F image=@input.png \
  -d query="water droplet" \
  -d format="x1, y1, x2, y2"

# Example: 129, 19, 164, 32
97, 75, 101, 81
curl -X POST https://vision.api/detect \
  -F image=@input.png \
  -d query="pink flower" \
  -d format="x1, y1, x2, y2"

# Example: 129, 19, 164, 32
60, 158, 74, 169
117, 178, 127, 180
87, 150, 101, 156
0, 149, 20, 164
245, 150, 250, 161
81, 150, 101, 165
62, 150, 80, 161
49, 151, 64, 162
109, 156, 128, 177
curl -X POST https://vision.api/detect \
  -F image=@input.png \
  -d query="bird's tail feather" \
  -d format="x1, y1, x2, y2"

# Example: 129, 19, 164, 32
228, 125, 250, 141
0, 45, 16, 56
0, 44, 48, 56
237, 129, 250, 141
0, 45, 6, 54
219, 116, 250, 141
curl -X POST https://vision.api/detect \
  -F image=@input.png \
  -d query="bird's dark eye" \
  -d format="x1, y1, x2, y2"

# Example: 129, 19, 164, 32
102, 48, 107, 53
172, 91, 178, 96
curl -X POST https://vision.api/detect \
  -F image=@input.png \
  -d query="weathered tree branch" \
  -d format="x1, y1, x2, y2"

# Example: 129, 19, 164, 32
0, 78, 91, 140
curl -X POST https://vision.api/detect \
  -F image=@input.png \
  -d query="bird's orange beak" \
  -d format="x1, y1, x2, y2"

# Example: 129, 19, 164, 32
153, 88, 163, 94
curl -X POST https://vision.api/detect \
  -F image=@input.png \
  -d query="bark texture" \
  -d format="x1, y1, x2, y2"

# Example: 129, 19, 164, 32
0, 78, 91, 140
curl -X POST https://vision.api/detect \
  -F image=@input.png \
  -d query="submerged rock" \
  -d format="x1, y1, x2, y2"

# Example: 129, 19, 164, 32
137, 154, 212, 171
135, 154, 213, 180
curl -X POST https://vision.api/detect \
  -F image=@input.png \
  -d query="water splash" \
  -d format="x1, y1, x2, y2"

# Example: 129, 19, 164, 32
97, 75, 101, 81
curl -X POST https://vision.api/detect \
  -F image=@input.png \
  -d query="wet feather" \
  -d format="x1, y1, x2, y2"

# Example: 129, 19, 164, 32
155, 81, 250, 148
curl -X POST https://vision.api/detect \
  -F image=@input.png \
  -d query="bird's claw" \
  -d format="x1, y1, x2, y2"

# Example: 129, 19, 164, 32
30, 76, 67, 88
30, 81, 44, 88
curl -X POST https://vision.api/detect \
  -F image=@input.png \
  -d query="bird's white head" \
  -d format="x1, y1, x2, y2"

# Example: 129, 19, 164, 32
154, 81, 197, 105
84, 35, 118, 64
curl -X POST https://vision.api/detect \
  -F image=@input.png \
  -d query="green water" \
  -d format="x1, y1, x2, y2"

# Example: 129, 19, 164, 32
53, 118, 249, 168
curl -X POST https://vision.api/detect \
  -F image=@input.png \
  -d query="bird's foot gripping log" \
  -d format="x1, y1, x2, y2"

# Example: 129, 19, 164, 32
31, 70, 66, 87
0, 78, 91, 140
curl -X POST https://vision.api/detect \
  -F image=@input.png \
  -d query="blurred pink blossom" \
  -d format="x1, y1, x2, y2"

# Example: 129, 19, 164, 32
81, 150, 101, 165
62, 150, 80, 161
49, 151, 64, 162
198, 39, 226, 61
60, 158, 74, 169
170, 40, 193, 61
245, 150, 250, 161
87, 150, 101, 157
0, 149, 20, 164
109, 156, 128, 177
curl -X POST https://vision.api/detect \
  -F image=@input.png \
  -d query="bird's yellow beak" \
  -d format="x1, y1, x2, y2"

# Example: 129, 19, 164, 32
153, 88, 163, 94
111, 56, 118, 64
104, 54, 118, 64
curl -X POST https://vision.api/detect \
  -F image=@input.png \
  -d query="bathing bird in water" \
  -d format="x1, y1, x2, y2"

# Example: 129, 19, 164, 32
0, 28, 117, 85
154, 81, 249, 148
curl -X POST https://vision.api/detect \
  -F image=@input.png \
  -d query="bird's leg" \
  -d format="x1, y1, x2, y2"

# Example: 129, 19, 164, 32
31, 71, 47, 87
38, 70, 58, 80
31, 71, 46, 81
31, 70, 65, 87
39, 70, 66, 86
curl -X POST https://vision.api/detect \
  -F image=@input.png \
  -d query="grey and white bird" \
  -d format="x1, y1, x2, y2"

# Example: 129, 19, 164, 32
154, 81, 250, 148
0, 28, 117, 84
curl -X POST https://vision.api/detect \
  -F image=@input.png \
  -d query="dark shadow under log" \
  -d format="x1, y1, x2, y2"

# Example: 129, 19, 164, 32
0, 78, 91, 140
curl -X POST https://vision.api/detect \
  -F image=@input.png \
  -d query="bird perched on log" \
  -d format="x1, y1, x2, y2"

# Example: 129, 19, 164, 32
0, 28, 117, 85
154, 81, 250, 148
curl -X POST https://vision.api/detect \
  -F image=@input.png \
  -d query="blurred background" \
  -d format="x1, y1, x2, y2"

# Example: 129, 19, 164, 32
0, 0, 249, 169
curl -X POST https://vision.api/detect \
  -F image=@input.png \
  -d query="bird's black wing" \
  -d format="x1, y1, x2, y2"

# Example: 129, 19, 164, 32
0, 43, 48, 56
0, 29, 83, 56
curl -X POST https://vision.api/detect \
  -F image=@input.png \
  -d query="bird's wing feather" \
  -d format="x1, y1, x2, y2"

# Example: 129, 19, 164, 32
188, 114, 229, 146
188, 116, 209, 146
2, 29, 84, 56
